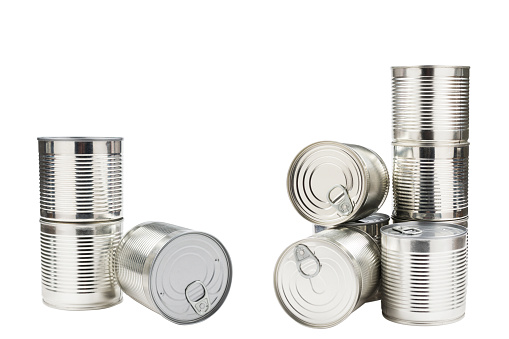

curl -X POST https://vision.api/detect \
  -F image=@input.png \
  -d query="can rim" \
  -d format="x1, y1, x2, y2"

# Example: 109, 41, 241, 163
391, 65, 470, 69
38, 136, 123, 141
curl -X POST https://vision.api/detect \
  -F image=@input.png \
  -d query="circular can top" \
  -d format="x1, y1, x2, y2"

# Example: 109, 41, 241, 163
341, 213, 390, 227
381, 221, 467, 239
287, 141, 369, 226
150, 231, 232, 324
274, 238, 361, 328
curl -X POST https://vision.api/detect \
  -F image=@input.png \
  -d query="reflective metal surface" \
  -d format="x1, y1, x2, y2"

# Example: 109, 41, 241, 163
115, 222, 232, 324
274, 227, 380, 328
38, 137, 123, 222
288, 141, 389, 227
392, 66, 469, 143
381, 222, 468, 326
392, 216, 468, 228
40, 219, 122, 310
393, 143, 468, 220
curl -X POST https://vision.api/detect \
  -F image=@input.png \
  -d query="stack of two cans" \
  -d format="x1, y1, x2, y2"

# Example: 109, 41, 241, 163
274, 141, 391, 328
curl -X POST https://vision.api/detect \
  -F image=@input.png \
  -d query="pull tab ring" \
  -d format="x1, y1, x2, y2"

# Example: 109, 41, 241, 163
392, 225, 423, 235
185, 281, 210, 316
327, 184, 353, 216
294, 244, 321, 279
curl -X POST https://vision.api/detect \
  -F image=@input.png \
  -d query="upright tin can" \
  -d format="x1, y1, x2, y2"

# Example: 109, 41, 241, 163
38, 137, 123, 222
288, 141, 389, 227
40, 219, 122, 310
392, 143, 468, 220
381, 222, 468, 325
274, 227, 380, 328
392, 66, 470, 143
115, 222, 232, 324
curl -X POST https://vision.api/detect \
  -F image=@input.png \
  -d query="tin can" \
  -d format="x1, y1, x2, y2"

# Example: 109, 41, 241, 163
381, 222, 468, 325
288, 141, 389, 227
392, 143, 468, 220
313, 212, 390, 248
392, 66, 469, 143
115, 222, 232, 324
40, 219, 122, 310
274, 227, 380, 328
38, 137, 122, 222
392, 216, 468, 228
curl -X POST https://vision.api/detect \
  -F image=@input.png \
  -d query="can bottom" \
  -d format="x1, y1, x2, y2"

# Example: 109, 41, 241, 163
382, 312, 465, 326
42, 297, 123, 311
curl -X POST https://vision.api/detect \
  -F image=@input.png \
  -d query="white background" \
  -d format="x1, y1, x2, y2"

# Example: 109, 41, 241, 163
0, 1, 506, 338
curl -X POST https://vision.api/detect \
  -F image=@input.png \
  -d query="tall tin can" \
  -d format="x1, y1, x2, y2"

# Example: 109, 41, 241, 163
392, 143, 468, 220
392, 66, 469, 143
38, 137, 123, 222
381, 222, 468, 325
115, 222, 232, 324
274, 227, 380, 328
288, 141, 389, 227
40, 219, 123, 310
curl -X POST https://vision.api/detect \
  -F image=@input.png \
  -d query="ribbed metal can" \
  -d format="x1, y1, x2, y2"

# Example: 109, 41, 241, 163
115, 222, 232, 324
40, 219, 122, 310
274, 227, 380, 328
381, 222, 468, 326
392, 66, 469, 143
392, 143, 468, 220
392, 216, 468, 228
288, 141, 389, 227
38, 137, 122, 222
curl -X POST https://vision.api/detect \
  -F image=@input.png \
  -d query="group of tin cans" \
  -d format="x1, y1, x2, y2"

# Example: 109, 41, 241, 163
274, 65, 469, 327
38, 137, 232, 324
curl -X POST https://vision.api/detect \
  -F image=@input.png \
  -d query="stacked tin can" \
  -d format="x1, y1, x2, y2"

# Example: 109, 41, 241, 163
392, 66, 469, 225
38, 137, 123, 310
274, 141, 390, 327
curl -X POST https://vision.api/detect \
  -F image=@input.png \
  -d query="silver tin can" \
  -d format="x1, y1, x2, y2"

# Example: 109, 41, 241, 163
288, 141, 389, 227
313, 212, 390, 248
392, 66, 470, 143
274, 227, 380, 328
115, 222, 232, 324
381, 222, 468, 325
393, 143, 468, 220
392, 216, 468, 228
38, 137, 123, 222
40, 219, 122, 310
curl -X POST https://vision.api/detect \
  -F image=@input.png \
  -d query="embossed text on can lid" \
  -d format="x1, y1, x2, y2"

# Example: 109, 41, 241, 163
274, 237, 361, 328
149, 231, 232, 324
382, 221, 467, 239
287, 141, 370, 226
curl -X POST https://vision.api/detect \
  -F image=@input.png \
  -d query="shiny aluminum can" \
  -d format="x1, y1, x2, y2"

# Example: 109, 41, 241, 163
40, 219, 122, 310
274, 227, 380, 328
381, 222, 468, 325
393, 143, 468, 220
392, 66, 469, 143
115, 222, 232, 324
392, 216, 468, 228
38, 137, 122, 222
288, 141, 389, 227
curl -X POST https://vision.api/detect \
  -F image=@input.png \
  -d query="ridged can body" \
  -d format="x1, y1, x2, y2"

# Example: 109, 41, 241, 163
288, 141, 389, 227
115, 222, 232, 324
38, 137, 123, 222
392, 143, 468, 220
274, 227, 380, 327
40, 219, 122, 310
392, 66, 469, 143
381, 222, 468, 325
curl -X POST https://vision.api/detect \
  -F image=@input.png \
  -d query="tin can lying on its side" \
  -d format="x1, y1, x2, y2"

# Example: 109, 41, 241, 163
40, 219, 122, 310
381, 222, 468, 326
115, 222, 232, 324
274, 227, 380, 328
288, 141, 389, 227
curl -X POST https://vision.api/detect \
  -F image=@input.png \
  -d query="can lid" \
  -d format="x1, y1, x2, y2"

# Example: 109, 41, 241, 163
287, 141, 368, 226
340, 213, 390, 227
381, 221, 467, 239
149, 232, 232, 324
274, 238, 361, 328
